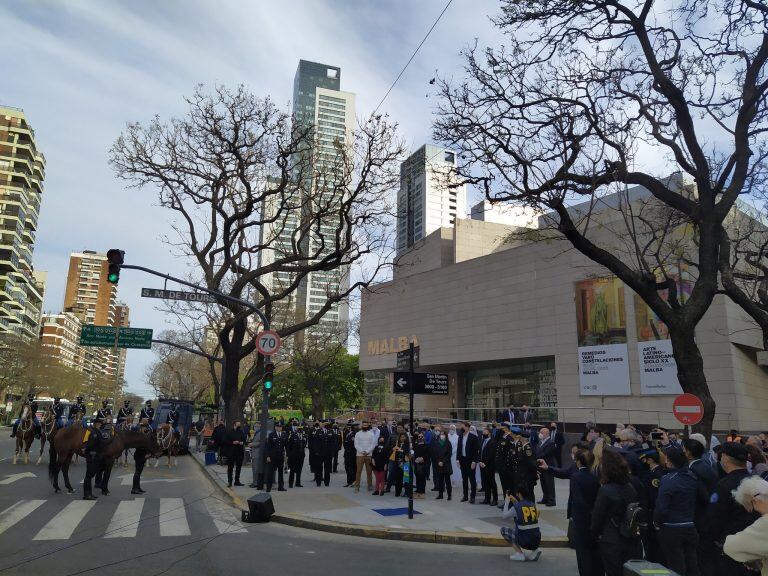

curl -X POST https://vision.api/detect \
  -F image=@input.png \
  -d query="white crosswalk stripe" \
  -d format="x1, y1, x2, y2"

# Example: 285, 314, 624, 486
204, 498, 247, 534
34, 500, 96, 540
105, 498, 145, 538
0, 499, 45, 535
159, 498, 191, 537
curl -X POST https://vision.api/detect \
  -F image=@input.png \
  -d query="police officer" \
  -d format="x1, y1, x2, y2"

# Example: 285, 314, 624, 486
702, 442, 760, 576
83, 417, 105, 500
166, 404, 180, 436
286, 419, 307, 488
116, 400, 132, 427
265, 421, 287, 492
343, 420, 359, 487
638, 449, 667, 562
315, 421, 335, 487
132, 446, 147, 495
68, 395, 86, 425
11, 393, 40, 438
495, 422, 516, 502
511, 426, 538, 502
51, 397, 66, 428
331, 421, 341, 473
308, 421, 321, 475
96, 400, 112, 422
139, 400, 155, 428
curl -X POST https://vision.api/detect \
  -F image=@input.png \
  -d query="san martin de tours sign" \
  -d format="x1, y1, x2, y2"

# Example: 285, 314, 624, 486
367, 335, 419, 356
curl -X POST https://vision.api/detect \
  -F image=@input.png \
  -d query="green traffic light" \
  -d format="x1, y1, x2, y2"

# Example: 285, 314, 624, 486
107, 273, 119, 283
264, 380, 273, 390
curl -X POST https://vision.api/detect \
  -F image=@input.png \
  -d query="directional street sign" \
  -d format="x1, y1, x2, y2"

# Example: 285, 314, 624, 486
396, 346, 420, 370
393, 372, 449, 395
256, 330, 282, 356
80, 325, 154, 349
141, 288, 217, 304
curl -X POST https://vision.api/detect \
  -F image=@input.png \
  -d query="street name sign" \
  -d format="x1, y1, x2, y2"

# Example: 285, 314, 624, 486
392, 372, 449, 395
396, 346, 420, 370
80, 325, 154, 349
141, 288, 217, 304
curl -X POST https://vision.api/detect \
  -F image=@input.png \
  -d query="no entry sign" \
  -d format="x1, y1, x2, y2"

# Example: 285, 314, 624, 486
672, 393, 704, 426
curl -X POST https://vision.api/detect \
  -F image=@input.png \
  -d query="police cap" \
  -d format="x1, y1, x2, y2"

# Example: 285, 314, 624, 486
722, 441, 748, 462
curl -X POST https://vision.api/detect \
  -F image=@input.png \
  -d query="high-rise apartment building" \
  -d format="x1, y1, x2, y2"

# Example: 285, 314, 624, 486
114, 302, 130, 382
0, 106, 47, 339
396, 144, 467, 255
261, 60, 355, 339
39, 311, 108, 377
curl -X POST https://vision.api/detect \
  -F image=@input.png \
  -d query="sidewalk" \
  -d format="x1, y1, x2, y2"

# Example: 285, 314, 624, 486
192, 452, 570, 547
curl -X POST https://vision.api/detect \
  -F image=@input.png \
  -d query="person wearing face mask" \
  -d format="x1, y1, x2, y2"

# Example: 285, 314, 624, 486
413, 432, 430, 499
286, 419, 307, 488
457, 421, 480, 503
264, 421, 287, 492
431, 428, 453, 500
535, 427, 557, 507
343, 420, 359, 487
495, 422, 516, 503
353, 420, 376, 492
480, 425, 498, 506
308, 421, 321, 476
372, 435, 389, 495
448, 424, 460, 488
225, 420, 247, 487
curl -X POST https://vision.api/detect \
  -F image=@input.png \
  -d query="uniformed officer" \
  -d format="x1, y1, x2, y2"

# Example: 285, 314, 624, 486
51, 397, 66, 428
702, 442, 760, 576
68, 395, 86, 425
166, 404, 180, 436
343, 420, 359, 487
315, 421, 335, 487
511, 427, 538, 502
132, 446, 148, 495
116, 400, 132, 427
286, 419, 307, 488
308, 421, 321, 475
96, 400, 112, 422
139, 400, 155, 429
495, 422, 516, 502
638, 448, 667, 563
83, 417, 105, 500
331, 421, 342, 473
11, 393, 40, 438
265, 421, 287, 492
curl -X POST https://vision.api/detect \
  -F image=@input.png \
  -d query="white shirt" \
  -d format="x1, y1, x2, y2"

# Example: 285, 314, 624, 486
354, 429, 376, 456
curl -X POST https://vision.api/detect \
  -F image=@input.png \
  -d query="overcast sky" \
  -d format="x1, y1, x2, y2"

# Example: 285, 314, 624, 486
1, 0, 502, 398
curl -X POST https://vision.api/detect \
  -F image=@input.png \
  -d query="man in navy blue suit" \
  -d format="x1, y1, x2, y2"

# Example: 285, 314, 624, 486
535, 427, 558, 506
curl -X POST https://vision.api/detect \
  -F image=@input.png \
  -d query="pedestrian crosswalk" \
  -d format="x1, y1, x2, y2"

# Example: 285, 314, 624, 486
0, 496, 248, 541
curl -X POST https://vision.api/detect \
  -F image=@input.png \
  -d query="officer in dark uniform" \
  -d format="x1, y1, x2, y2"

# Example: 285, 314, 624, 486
638, 448, 667, 562
343, 420, 359, 487
511, 427, 538, 502
331, 421, 341, 473
166, 404, 180, 436
495, 422, 515, 503
68, 396, 86, 425
702, 442, 759, 576
96, 400, 112, 422
139, 400, 155, 429
308, 421, 321, 475
83, 417, 105, 500
315, 421, 335, 487
265, 421, 287, 492
132, 447, 148, 495
11, 393, 40, 438
286, 419, 307, 488
51, 397, 66, 428
116, 400, 132, 427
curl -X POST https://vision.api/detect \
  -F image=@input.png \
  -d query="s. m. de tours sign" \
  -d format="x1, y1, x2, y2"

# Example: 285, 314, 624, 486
366, 335, 419, 356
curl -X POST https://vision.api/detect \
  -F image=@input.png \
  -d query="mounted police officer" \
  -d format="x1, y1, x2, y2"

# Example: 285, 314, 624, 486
116, 400, 132, 427
68, 395, 86, 425
139, 399, 155, 429
286, 419, 307, 488
265, 421, 287, 492
166, 404, 180, 436
83, 417, 106, 500
96, 400, 112, 422
51, 397, 66, 428
10, 393, 40, 438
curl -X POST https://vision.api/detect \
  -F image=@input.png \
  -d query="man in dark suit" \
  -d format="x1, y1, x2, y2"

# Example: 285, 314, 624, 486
535, 427, 557, 506
549, 422, 565, 467
519, 405, 534, 424
456, 421, 480, 503
479, 425, 498, 505
496, 404, 518, 426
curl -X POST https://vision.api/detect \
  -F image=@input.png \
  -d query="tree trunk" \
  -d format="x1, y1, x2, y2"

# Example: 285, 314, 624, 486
221, 355, 245, 427
669, 327, 716, 440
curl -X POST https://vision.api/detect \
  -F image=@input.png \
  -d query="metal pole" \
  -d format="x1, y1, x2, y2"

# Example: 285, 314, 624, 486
113, 327, 120, 418
408, 341, 414, 520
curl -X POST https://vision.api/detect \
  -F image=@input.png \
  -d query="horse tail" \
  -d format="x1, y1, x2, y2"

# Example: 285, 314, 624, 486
48, 434, 58, 483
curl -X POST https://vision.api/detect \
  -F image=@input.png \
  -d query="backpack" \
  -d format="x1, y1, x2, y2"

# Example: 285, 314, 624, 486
618, 501, 647, 539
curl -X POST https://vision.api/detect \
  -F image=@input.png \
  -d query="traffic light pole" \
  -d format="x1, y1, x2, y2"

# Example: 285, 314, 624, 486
408, 341, 414, 520
119, 262, 273, 442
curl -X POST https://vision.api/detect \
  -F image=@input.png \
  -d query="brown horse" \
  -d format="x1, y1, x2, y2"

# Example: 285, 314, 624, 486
35, 409, 58, 465
118, 416, 134, 467
48, 426, 160, 494
12, 406, 36, 465
152, 424, 182, 468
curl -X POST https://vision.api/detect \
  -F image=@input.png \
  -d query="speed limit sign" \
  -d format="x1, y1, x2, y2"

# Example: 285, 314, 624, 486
256, 330, 282, 356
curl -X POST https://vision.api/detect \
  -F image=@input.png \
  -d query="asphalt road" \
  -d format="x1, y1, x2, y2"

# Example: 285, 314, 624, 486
0, 434, 578, 575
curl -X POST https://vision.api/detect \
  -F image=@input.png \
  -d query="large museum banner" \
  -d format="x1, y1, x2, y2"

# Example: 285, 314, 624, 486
575, 278, 631, 395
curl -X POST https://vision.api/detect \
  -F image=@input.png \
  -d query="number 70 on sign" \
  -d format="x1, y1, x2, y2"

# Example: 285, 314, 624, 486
256, 330, 282, 356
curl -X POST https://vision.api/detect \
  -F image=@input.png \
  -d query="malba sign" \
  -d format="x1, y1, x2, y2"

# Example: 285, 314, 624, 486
367, 335, 419, 356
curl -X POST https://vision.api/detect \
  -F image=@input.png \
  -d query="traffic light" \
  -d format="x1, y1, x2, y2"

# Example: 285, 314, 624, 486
263, 362, 274, 391
106, 249, 125, 284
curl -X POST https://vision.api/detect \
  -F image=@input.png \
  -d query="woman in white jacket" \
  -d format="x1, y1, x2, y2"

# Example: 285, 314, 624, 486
448, 424, 460, 487
724, 475, 768, 576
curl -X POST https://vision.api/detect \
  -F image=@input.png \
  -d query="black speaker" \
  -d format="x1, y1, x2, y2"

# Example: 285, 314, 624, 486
242, 493, 274, 523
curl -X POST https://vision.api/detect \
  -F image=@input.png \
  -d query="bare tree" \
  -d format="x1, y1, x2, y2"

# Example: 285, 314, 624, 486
146, 330, 214, 402
111, 86, 403, 425
435, 0, 768, 436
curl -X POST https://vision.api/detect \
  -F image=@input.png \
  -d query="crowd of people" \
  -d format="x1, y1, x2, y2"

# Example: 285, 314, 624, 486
207, 411, 768, 575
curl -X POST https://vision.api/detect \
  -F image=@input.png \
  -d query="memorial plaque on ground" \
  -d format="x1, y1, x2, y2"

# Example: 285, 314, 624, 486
80, 325, 154, 349
392, 372, 449, 395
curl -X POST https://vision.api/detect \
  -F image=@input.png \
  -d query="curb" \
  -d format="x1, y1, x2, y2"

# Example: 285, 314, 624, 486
190, 453, 245, 509
271, 512, 569, 548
